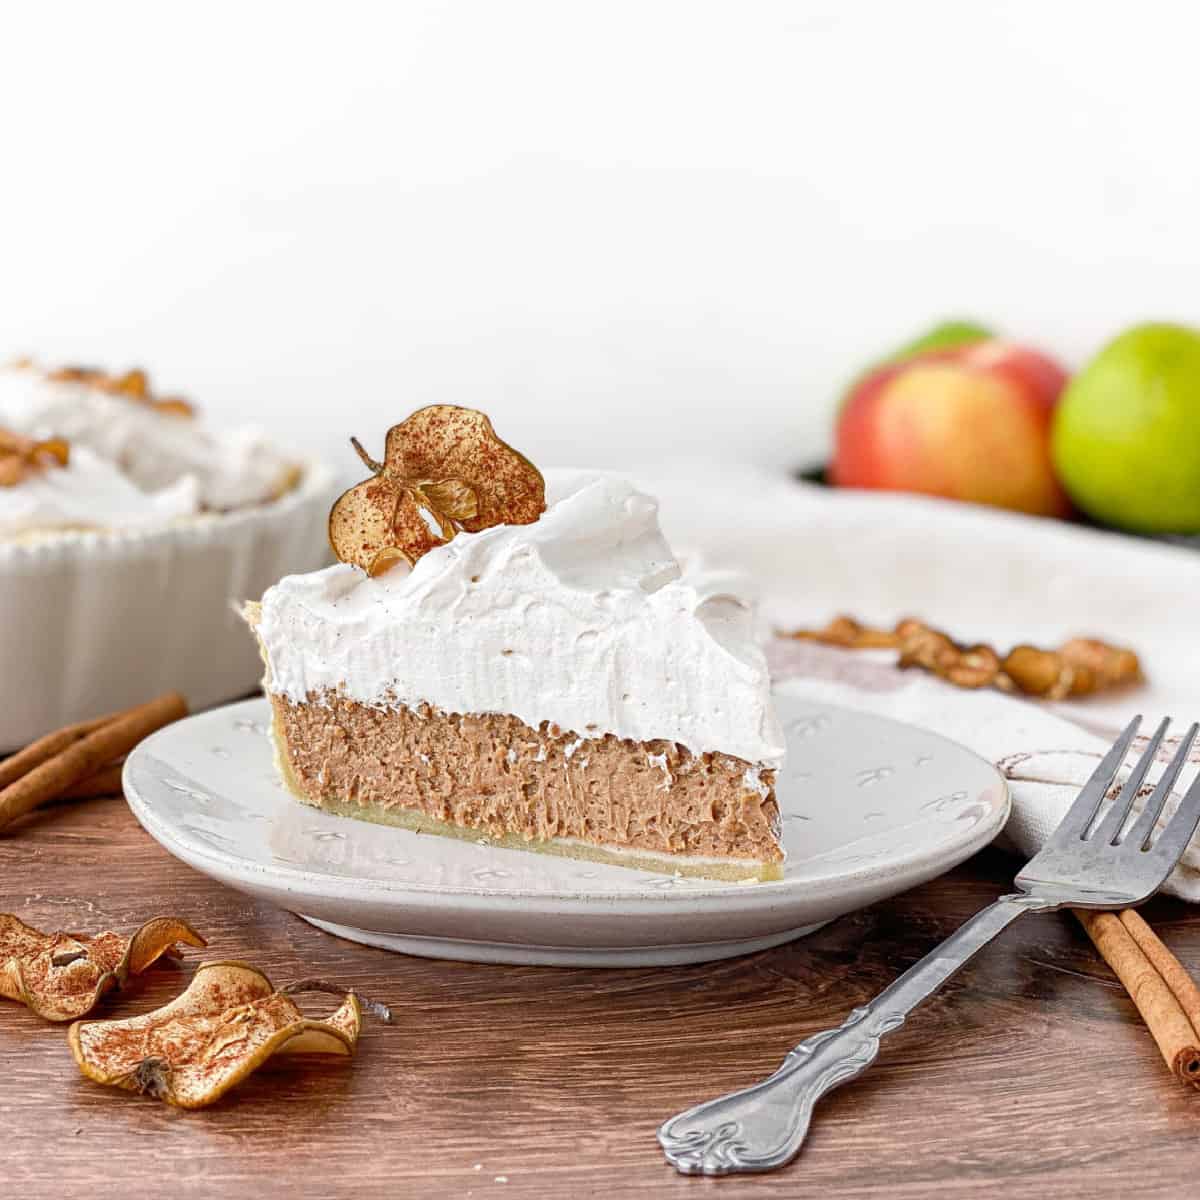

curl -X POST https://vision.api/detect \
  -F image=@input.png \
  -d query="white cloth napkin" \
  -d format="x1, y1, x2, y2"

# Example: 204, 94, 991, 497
769, 640, 1200, 899
634, 462, 1200, 900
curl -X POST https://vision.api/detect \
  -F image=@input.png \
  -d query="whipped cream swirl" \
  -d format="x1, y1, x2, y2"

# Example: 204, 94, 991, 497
0, 446, 199, 537
0, 366, 297, 511
255, 470, 785, 766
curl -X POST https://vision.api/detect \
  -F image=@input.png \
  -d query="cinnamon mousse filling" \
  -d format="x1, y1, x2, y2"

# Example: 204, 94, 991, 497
271, 692, 783, 869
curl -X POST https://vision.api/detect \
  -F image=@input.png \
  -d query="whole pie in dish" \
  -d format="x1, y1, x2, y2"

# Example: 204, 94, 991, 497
0, 359, 328, 752
244, 407, 785, 881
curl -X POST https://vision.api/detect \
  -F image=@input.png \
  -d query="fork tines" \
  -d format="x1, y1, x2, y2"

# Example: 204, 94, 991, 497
1055, 715, 1200, 854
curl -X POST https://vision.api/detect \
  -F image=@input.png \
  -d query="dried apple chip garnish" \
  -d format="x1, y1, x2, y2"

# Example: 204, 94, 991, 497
69, 962, 382, 1109
329, 405, 546, 575
45, 363, 196, 418
0, 914, 205, 1022
0, 428, 70, 487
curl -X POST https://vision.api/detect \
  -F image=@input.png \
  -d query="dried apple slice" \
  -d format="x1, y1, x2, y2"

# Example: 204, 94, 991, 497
70, 962, 375, 1108
0, 914, 206, 1022
109, 368, 148, 398
0, 429, 70, 487
151, 395, 196, 418
43, 363, 196, 418
329, 405, 545, 575
46, 365, 101, 384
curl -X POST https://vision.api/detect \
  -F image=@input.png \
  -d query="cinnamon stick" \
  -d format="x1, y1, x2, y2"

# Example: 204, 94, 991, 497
0, 711, 117, 790
1074, 909, 1200, 1084
0, 692, 186, 831
57, 762, 125, 800
1117, 909, 1200, 1084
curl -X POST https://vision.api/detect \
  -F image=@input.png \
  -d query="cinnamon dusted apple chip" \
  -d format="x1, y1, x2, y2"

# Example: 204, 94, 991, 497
0, 428, 70, 487
69, 962, 381, 1108
0, 914, 205, 1022
329, 405, 546, 575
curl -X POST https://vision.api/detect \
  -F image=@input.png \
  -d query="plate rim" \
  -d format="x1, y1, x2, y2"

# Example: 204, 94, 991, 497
124, 697, 1010, 910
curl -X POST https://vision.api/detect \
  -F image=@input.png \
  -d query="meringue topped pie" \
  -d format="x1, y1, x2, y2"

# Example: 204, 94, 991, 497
245, 408, 785, 881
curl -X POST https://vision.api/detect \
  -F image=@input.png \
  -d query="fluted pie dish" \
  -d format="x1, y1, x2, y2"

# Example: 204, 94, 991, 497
0, 361, 336, 749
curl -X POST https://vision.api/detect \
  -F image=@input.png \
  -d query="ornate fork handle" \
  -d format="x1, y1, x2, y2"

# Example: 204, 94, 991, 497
658, 893, 1053, 1175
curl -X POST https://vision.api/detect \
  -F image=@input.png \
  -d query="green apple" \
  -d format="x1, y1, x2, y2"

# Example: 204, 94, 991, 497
1052, 323, 1200, 533
883, 319, 994, 364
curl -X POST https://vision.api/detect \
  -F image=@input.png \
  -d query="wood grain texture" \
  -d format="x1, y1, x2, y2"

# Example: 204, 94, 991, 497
2, 796, 1199, 1199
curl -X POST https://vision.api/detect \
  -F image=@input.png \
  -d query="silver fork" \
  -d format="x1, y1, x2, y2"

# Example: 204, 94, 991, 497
658, 715, 1200, 1176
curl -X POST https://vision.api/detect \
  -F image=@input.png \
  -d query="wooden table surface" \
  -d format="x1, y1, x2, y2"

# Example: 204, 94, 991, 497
3, 796, 1199, 1199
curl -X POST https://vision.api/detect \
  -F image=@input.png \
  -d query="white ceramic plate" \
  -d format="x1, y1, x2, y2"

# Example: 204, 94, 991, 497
124, 690, 1009, 967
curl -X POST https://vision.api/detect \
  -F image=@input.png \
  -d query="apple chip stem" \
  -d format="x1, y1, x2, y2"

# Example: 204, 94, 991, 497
282, 977, 393, 1023
350, 436, 384, 474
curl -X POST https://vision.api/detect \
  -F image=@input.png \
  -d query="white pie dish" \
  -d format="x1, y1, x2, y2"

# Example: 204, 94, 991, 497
0, 462, 337, 750
123, 690, 1010, 967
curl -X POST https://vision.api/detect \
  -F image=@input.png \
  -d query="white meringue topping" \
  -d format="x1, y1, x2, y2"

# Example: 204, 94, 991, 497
0, 365, 297, 511
0, 445, 199, 537
255, 470, 784, 766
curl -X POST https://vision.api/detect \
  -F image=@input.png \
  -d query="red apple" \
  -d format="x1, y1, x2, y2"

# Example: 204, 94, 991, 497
831, 341, 1072, 517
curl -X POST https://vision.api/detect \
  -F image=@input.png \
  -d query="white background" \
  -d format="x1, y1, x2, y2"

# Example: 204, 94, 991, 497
3, 1, 1196, 477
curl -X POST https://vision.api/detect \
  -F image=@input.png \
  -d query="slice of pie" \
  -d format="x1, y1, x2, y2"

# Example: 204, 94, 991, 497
244, 408, 785, 881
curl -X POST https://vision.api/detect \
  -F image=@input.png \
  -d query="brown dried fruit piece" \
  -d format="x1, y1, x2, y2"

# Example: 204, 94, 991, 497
1003, 644, 1076, 699
0, 428, 70, 487
786, 615, 900, 649
1059, 637, 1143, 694
0, 914, 205, 1022
894, 620, 1003, 690
45, 363, 196, 418
70, 962, 372, 1109
329, 406, 546, 575
781, 615, 1142, 699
